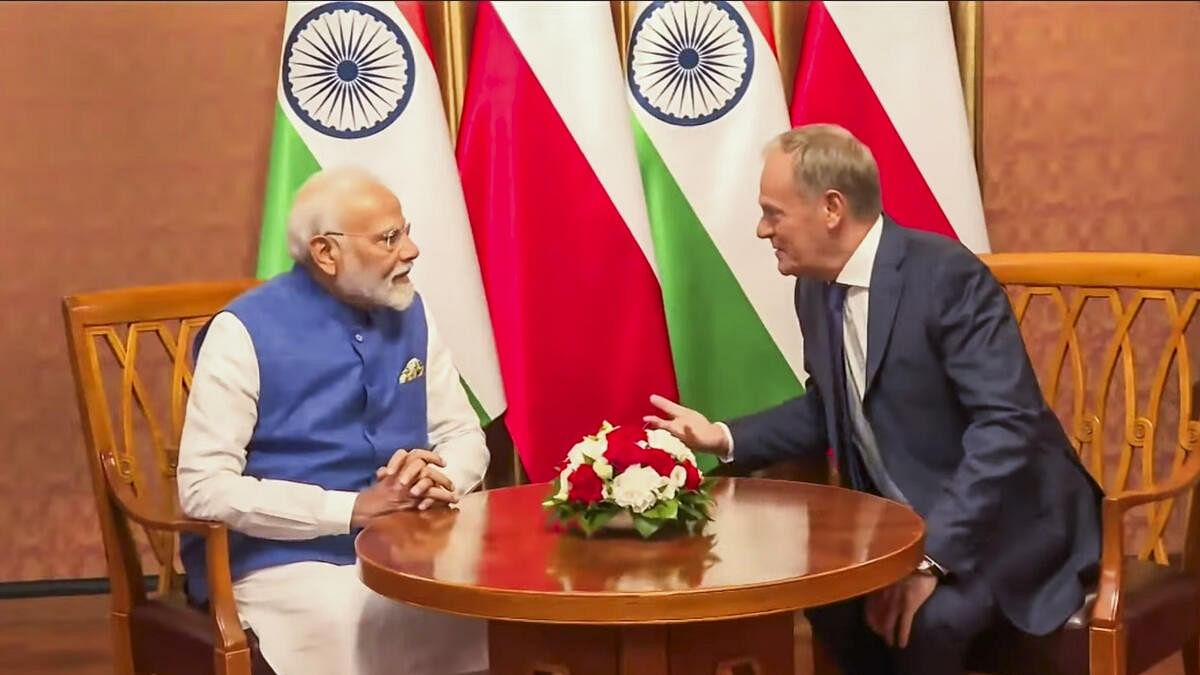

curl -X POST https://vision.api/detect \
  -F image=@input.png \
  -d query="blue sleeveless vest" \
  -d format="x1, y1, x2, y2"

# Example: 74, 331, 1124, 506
182, 267, 429, 603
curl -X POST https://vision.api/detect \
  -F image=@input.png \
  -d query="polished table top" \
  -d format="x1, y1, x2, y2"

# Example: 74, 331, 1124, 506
356, 477, 924, 623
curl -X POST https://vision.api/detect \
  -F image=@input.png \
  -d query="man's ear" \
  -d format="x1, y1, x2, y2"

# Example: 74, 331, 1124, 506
308, 236, 338, 276
822, 189, 849, 229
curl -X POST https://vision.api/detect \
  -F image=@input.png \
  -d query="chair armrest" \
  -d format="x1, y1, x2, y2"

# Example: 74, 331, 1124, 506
1106, 450, 1200, 511
201, 521, 250, 654
100, 452, 249, 653
1091, 450, 1200, 629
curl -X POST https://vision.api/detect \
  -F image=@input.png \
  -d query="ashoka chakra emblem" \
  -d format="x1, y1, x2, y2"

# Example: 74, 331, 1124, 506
283, 2, 415, 139
628, 0, 755, 127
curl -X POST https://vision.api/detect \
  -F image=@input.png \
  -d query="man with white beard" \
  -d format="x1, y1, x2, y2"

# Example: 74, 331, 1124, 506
176, 167, 490, 675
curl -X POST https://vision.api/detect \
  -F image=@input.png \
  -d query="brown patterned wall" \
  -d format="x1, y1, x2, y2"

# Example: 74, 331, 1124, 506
981, 1, 1200, 256
1, 2, 1198, 583
0, 2, 285, 581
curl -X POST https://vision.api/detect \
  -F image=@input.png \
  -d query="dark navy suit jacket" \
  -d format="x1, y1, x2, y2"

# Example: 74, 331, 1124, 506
728, 217, 1102, 636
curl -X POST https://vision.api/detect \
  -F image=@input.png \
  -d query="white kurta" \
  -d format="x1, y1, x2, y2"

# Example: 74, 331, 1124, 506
177, 309, 489, 675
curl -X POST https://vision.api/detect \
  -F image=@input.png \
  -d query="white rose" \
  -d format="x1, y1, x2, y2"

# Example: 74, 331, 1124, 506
592, 456, 614, 480
668, 464, 688, 489
610, 465, 665, 513
553, 466, 572, 501
566, 445, 585, 468
567, 435, 608, 467
646, 428, 696, 464
658, 480, 678, 501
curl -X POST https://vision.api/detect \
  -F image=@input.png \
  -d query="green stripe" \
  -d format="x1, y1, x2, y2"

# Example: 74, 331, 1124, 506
256, 103, 322, 280
631, 115, 802, 427
461, 377, 492, 427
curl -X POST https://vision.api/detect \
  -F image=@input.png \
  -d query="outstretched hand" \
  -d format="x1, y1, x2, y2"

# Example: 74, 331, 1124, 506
642, 394, 731, 457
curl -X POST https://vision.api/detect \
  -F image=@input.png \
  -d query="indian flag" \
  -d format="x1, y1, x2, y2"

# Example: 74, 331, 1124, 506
257, 1, 505, 420
626, 0, 805, 423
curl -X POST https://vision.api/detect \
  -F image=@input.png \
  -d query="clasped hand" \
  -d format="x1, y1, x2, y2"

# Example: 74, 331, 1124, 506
351, 449, 457, 528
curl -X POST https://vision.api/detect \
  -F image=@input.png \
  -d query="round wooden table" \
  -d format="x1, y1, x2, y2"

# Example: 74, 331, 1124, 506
356, 477, 924, 675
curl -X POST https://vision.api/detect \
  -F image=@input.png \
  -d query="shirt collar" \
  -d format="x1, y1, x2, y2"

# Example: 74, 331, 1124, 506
835, 214, 884, 289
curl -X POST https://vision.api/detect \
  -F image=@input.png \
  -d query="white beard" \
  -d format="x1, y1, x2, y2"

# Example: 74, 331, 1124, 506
379, 276, 416, 310
340, 255, 415, 311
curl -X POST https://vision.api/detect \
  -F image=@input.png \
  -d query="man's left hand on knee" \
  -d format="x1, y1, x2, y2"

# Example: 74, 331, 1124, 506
865, 574, 938, 648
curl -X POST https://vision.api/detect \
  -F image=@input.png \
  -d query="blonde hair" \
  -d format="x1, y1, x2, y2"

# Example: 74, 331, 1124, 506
772, 124, 882, 222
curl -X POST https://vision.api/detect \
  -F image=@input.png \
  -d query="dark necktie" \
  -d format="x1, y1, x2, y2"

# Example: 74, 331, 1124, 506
825, 282, 869, 491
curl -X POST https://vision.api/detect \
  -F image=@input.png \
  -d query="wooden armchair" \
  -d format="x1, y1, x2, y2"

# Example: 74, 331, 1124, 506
965, 253, 1200, 675
62, 280, 274, 675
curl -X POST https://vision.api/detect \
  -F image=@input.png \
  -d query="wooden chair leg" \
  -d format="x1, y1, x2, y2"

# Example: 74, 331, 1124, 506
110, 610, 137, 675
1183, 634, 1200, 675
215, 647, 254, 675
1089, 625, 1128, 675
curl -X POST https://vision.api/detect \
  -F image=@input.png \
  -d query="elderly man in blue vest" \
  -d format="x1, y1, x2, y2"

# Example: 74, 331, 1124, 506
176, 167, 490, 675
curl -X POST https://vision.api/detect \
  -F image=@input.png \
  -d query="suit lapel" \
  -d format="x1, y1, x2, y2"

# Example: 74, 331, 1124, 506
801, 280, 837, 403
865, 219, 907, 397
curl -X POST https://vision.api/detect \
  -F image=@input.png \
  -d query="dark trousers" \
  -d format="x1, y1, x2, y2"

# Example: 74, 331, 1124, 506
804, 576, 997, 675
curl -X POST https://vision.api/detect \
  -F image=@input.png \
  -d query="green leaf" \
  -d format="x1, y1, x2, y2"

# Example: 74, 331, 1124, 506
574, 504, 622, 537
633, 514, 664, 538
577, 514, 599, 537
643, 499, 679, 520
584, 508, 619, 532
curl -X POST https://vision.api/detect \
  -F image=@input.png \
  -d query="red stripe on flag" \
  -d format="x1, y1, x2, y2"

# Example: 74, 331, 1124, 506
457, 2, 679, 482
791, 1, 957, 241
744, 1, 776, 54
394, 1, 434, 63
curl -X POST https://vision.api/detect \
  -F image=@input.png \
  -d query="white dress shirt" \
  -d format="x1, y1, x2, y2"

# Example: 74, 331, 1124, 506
176, 309, 490, 541
720, 215, 883, 454
837, 215, 884, 400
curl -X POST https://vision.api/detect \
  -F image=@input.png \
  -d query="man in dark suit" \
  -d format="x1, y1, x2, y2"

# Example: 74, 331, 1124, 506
645, 124, 1102, 675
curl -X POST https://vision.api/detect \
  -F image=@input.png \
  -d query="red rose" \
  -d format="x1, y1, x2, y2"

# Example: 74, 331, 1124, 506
642, 448, 678, 477
603, 425, 647, 474
682, 460, 702, 490
567, 463, 604, 504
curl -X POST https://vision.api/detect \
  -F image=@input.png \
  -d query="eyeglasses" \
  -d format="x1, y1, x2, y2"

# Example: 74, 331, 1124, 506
323, 221, 412, 252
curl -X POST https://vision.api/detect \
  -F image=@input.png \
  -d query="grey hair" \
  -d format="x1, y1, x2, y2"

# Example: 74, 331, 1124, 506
770, 124, 882, 222
285, 166, 385, 263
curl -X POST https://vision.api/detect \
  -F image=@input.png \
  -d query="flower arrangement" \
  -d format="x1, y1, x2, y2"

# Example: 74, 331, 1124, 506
542, 421, 715, 538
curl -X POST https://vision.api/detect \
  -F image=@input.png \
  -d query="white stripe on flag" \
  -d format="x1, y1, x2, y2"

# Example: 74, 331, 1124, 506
493, 1, 660, 276
825, 1, 989, 252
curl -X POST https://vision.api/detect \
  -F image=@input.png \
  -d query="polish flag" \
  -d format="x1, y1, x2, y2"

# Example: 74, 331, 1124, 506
791, 1, 989, 252
457, 1, 679, 481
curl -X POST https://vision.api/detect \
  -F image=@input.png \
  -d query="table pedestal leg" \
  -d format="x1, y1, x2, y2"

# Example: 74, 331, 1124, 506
487, 613, 793, 675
